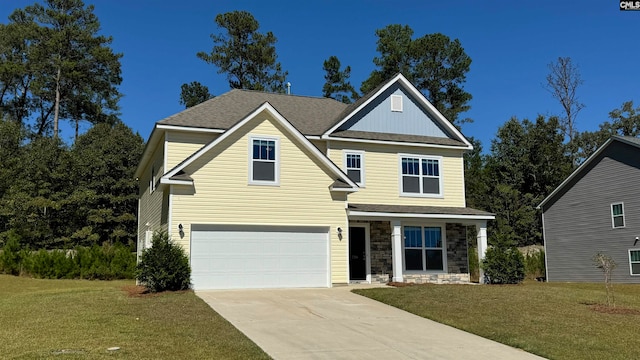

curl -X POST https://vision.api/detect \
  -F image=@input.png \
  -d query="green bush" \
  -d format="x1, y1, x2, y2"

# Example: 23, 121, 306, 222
0, 230, 23, 275
482, 234, 525, 284
136, 231, 191, 292
524, 249, 545, 280
468, 247, 479, 283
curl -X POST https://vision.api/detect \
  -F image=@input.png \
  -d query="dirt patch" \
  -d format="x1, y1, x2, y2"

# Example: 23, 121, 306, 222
588, 304, 640, 315
122, 285, 191, 298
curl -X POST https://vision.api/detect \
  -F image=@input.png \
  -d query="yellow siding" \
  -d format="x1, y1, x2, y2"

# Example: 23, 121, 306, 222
166, 131, 219, 170
170, 111, 349, 284
137, 139, 166, 244
328, 142, 466, 207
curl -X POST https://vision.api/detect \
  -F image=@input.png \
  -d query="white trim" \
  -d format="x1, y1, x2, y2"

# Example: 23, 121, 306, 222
163, 131, 168, 174
168, 185, 173, 240
629, 249, 640, 276
343, 150, 365, 187
156, 124, 225, 133
398, 154, 444, 198
248, 135, 280, 186
401, 223, 447, 273
160, 178, 193, 185
391, 221, 403, 282
348, 210, 495, 221
161, 102, 358, 190
611, 202, 626, 229
322, 73, 472, 148
321, 135, 473, 151
348, 223, 371, 283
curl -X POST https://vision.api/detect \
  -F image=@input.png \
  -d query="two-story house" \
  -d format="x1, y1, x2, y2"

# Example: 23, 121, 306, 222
135, 74, 494, 290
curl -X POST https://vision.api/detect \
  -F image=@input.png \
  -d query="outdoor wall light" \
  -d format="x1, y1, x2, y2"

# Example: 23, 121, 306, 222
634, 237, 639, 246
178, 224, 184, 236
337, 227, 343, 241
337, 227, 342, 234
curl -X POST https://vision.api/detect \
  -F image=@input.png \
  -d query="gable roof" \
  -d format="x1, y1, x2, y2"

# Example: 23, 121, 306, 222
538, 135, 640, 209
161, 102, 359, 191
322, 73, 473, 149
158, 89, 348, 136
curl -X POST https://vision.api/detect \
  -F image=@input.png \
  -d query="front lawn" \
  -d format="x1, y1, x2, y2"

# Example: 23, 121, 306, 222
354, 281, 640, 360
0, 275, 270, 359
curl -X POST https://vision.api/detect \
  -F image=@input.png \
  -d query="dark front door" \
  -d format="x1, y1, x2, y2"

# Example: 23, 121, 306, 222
349, 227, 367, 281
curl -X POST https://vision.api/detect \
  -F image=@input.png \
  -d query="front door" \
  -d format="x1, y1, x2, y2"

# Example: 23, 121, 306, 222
349, 227, 367, 281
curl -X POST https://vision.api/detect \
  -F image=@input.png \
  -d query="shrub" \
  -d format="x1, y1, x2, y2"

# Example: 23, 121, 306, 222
0, 230, 23, 275
524, 249, 546, 280
468, 247, 479, 283
136, 231, 191, 292
482, 233, 525, 284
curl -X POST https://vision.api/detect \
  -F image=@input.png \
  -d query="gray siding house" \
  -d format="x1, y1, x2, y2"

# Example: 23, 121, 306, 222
539, 136, 640, 283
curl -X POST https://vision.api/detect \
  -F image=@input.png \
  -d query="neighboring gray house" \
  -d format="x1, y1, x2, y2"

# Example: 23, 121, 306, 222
538, 136, 640, 283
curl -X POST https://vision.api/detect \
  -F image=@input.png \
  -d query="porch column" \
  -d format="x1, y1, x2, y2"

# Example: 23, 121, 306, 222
475, 221, 488, 283
391, 220, 403, 282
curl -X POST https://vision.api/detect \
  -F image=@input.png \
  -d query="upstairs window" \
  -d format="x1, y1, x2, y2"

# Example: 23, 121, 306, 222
611, 203, 625, 228
250, 137, 278, 184
400, 156, 442, 196
150, 165, 156, 193
344, 151, 364, 186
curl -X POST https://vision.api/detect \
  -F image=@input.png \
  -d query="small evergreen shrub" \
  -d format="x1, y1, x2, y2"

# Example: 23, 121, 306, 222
468, 247, 479, 283
524, 249, 546, 280
482, 233, 525, 284
136, 231, 191, 292
0, 231, 23, 275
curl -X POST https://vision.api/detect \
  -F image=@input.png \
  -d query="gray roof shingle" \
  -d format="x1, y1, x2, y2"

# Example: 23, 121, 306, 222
348, 203, 494, 217
158, 89, 348, 136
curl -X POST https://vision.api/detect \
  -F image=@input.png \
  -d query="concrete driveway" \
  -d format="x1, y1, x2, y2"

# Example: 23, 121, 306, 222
197, 286, 545, 360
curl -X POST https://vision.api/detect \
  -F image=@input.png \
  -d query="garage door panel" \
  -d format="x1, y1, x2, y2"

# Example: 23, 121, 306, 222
190, 226, 329, 290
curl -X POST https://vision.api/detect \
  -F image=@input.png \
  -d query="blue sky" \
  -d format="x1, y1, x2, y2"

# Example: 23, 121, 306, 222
1, 1, 639, 150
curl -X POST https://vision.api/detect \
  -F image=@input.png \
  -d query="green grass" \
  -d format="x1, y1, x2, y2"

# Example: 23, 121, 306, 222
354, 281, 640, 360
0, 275, 270, 359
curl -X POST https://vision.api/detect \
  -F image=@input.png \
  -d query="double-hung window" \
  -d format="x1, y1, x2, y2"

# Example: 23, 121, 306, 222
403, 225, 444, 271
344, 151, 364, 186
250, 137, 278, 184
400, 155, 442, 196
611, 203, 625, 228
629, 250, 640, 275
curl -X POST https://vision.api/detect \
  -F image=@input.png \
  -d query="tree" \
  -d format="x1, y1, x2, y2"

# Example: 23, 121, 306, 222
576, 101, 640, 161
197, 10, 288, 92
361, 25, 472, 126
322, 56, 358, 104
69, 122, 144, 246
545, 57, 584, 165
592, 252, 617, 307
179, 81, 213, 108
2, 0, 122, 139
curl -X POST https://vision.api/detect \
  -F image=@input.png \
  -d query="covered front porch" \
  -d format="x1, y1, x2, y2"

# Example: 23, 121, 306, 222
346, 204, 495, 284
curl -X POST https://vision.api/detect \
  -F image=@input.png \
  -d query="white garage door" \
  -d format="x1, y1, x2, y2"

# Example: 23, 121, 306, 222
190, 225, 330, 290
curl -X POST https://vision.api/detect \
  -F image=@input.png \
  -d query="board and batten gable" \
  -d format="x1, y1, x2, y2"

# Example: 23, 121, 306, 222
169, 110, 350, 284
328, 142, 466, 207
542, 140, 640, 283
337, 82, 452, 138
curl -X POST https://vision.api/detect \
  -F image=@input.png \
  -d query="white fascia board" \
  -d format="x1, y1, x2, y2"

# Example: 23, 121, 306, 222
348, 210, 495, 221
162, 102, 359, 190
323, 73, 473, 148
134, 125, 163, 178
330, 187, 359, 193
537, 137, 616, 209
156, 124, 225, 133
160, 178, 193, 186
321, 135, 472, 151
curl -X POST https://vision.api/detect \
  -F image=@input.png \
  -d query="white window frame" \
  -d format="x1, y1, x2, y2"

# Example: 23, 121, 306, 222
343, 150, 365, 187
611, 202, 625, 228
629, 249, 640, 276
249, 135, 280, 186
401, 224, 447, 273
150, 165, 156, 193
391, 94, 403, 112
398, 154, 443, 198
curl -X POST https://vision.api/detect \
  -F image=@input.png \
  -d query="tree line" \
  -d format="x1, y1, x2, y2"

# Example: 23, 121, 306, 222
1, 3, 638, 251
